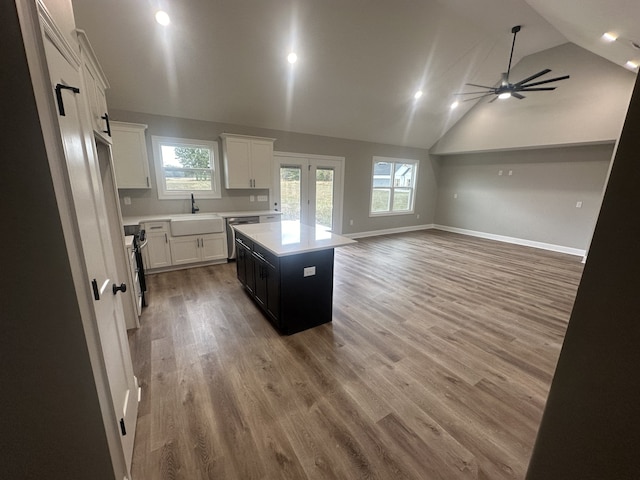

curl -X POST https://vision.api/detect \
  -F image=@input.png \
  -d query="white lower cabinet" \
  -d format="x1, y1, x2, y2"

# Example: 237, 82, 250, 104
171, 233, 227, 265
143, 222, 172, 269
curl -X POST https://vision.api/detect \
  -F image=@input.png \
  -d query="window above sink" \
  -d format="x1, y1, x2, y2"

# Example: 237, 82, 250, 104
151, 135, 222, 200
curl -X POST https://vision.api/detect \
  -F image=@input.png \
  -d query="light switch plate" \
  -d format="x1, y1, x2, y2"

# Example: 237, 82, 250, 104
257, 195, 268, 202
303, 266, 316, 277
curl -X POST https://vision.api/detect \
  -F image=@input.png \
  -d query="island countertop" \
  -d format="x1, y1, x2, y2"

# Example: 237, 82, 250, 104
233, 221, 356, 257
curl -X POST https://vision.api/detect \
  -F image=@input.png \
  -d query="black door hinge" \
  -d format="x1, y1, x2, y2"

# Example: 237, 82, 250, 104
120, 418, 127, 436
91, 279, 100, 301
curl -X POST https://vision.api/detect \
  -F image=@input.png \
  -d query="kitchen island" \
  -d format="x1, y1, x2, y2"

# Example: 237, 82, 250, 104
233, 221, 356, 335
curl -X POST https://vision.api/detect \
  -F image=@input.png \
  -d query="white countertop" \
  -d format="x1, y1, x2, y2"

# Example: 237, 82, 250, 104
234, 221, 356, 257
122, 210, 281, 226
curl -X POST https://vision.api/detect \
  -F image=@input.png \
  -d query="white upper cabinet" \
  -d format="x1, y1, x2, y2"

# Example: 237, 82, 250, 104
111, 122, 151, 189
76, 30, 111, 143
221, 134, 275, 189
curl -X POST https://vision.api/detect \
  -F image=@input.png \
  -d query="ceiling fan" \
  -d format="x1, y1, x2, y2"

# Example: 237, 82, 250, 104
455, 25, 570, 102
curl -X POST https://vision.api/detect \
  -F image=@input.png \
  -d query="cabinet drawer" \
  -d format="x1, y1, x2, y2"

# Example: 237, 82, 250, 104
143, 221, 169, 232
253, 242, 278, 268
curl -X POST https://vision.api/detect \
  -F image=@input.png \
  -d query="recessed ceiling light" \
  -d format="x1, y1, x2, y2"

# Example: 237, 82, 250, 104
602, 32, 618, 42
155, 10, 170, 26
625, 60, 638, 70
450, 101, 459, 110
414, 90, 423, 100
498, 92, 511, 99
287, 52, 298, 64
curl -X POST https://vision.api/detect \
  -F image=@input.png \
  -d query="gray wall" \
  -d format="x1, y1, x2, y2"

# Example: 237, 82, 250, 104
434, 144, 613, 250
526, 61, 640, 480
2, 1, 113, 477
431, 43, 635, 154
111, 109, 438, 234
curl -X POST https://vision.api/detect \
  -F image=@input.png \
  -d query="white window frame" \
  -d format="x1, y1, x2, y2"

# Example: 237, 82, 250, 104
369, 156, 419, 216
151, 135, 222, 200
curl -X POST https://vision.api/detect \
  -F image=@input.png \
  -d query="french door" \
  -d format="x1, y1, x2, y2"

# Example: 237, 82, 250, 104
273, 153, 344, 233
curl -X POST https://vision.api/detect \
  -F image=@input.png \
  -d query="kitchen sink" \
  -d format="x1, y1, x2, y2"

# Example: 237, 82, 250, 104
170, 214, 225, 236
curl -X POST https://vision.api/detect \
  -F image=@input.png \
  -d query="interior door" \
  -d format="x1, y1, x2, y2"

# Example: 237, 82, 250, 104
44, 36, 137, 474
274, 154, 343, 232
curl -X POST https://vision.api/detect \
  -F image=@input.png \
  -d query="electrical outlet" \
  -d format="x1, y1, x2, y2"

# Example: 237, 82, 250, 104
454, 193, 458, 199
349, 219, 353, 226
123, 196, 131, 205
303, 266, 316, 277
250, 195, 255, 202
508, 170, 513, 176
498, 170, 503, 176
417, 214, 420, 219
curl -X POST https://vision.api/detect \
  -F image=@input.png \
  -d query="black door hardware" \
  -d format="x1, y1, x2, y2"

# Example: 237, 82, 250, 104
112, 283, 127, 295
91, 279, 100, 300
55, 83, 80, 116
120, 418, 126, 436
101, 113, 111, 136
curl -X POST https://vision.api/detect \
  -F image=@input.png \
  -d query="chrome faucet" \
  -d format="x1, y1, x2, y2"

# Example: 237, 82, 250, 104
191, 193, 199, 214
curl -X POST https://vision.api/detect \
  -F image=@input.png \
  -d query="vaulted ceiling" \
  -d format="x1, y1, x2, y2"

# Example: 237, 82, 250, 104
71, 0, 639, 149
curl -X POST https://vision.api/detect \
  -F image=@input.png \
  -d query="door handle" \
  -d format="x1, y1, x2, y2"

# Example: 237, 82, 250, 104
112, 283, 127, 295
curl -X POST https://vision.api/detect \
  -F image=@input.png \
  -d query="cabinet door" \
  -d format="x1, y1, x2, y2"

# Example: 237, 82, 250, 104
201, 233, 227, 261
224, 137, 251, 188
170, 236, 200, 265
253, 254, 268, 309
265, 261, 280, 322
145, 231, 172, 269
236, 240, 249, 286
111, 122, 150, 189
250, 139, 273, 189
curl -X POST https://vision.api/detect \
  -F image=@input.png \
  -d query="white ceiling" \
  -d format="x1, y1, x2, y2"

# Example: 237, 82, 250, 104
71, 0, 639, 149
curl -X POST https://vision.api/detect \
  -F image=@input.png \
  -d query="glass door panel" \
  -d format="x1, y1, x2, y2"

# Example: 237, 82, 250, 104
315, 168, 334, 229
279, 166, 302, 222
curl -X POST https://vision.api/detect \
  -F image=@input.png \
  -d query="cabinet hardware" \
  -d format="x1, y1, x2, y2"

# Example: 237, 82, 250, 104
101, 112, 111, 136
112, 283, 127, 295
120, 418, 127, 436
55, 83, 80, 116
91, 278, 100, 300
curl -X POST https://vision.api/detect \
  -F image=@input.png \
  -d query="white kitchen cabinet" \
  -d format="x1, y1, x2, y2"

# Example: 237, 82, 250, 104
221, 134, 275, 189
76, 30, 112, 144
170, 233, 227, 265
111, 122, 151, 189
142, 222, 172, 269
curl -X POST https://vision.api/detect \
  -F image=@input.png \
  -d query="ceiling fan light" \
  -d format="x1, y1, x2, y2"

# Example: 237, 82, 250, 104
625, 60, 638, 70
414, 90, 423, 100
155, 10, 170, 26
602, 32, 618, 42
498, 92, 511, 99
450, 101, 459, 110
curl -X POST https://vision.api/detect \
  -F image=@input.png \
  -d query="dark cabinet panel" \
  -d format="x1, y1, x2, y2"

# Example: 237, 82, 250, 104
235, 231, 333, 335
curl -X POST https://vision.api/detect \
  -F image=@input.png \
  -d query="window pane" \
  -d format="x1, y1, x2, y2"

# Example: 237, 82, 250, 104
373, 161, 392, 187
392, 188, 412, 211
164, 168, 212, 191
315, 168, 334, 229
371, 188, 391, 212
280, 166, 301, 221
394, 163, 413, 187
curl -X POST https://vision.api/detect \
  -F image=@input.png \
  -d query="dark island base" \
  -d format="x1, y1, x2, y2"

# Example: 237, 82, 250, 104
235, 232, 335, 335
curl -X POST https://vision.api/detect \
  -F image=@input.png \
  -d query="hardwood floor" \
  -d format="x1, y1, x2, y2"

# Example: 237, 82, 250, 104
128, 230, 583, 479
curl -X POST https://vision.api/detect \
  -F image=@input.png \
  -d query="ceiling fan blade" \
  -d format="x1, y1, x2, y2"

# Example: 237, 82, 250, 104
512, 92, 525, 99
513, 69, 552, 87
463, 93, 494, 102
465, 82, 495, 89
518, 87, 556, 92
519, 75, 570, 88
454, 91, 494, 95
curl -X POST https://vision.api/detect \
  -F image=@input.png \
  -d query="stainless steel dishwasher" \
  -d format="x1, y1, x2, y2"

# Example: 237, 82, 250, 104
226, 216, 260, 259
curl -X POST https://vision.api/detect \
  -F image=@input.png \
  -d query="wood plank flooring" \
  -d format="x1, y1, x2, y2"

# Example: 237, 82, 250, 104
128, 230, 584, 479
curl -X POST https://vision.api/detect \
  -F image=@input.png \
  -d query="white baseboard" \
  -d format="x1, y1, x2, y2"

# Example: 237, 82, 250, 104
344, 224, 434, 239
433, 224, 586, 257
